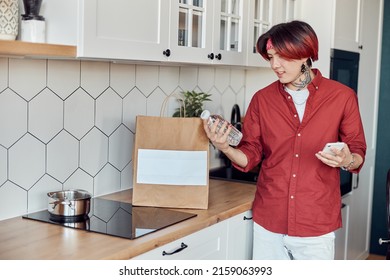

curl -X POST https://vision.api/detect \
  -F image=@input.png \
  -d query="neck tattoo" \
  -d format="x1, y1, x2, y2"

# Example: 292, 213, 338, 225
291, 68, 312, 90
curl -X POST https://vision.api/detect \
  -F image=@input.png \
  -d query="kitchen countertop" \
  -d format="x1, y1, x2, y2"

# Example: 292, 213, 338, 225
0, 179, 255, 260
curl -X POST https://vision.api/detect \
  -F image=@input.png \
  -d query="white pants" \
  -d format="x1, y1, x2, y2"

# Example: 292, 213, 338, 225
253, 222, 335, 260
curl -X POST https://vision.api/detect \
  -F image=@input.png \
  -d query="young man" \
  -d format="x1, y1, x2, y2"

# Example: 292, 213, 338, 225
202, 21, 366, 260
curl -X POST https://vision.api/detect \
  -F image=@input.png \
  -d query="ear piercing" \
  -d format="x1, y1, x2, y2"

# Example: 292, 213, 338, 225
301, 63, 307, 73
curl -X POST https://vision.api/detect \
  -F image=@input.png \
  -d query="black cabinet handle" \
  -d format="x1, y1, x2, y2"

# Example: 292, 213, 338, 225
353, 174, 359, 190
207, 53, 214, 60
215, 53, 222, 60
243, 216, 253, 220
162, 242, 188, 256
163, 49, 171, 57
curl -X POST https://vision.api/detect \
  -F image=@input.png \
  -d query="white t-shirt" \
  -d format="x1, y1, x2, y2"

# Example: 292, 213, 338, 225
284, 87, 309, 122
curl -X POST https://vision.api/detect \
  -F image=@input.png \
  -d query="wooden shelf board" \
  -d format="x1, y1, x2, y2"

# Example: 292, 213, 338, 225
0, 40, 76, 58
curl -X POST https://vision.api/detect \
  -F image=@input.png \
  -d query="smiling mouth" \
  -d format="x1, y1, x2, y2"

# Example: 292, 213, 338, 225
275, 71, 284, 78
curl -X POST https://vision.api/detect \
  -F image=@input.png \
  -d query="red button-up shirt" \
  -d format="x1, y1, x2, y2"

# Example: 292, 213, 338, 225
234, 69, 366, 237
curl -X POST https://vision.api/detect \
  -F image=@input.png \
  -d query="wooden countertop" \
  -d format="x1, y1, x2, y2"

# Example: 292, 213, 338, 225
0, 180, 255, 260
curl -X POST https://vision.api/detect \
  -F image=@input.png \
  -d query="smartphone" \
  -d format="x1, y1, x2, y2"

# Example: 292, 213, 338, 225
322, 142, 345, 155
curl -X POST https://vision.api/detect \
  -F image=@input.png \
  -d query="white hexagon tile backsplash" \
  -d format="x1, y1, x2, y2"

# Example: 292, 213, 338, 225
64, 88, 95, 140
47, 59, 80, 100
0, 57, 247, 220
0, 88, 27, 147
29, 88, 64, 143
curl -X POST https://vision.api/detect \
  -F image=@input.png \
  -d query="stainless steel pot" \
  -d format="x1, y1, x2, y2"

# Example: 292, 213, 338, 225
47, 189, 91, 217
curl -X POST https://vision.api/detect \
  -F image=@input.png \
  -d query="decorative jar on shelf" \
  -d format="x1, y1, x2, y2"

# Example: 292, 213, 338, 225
21, 0, 45, 43
0, 0, 19, 40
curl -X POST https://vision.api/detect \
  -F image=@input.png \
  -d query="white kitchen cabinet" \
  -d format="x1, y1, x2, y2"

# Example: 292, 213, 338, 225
246, 0, 297, 68
51, 0, 285, 67
133, 220, 228, 260
246, 0, 272, 68
226, 210, 253, 259
332, 0, 363, 52
345, 0, 382, 260
165, 0, 213, 64
335, 195, 350, 260
133, 210, 253, 260
273, 0, 297, 24
211, 0, 248, 66
168, 0, 248, 65
77, 0, 170, 61
77, 0, 249, 66
332, 0, 383, 260
22, 0, 293, 66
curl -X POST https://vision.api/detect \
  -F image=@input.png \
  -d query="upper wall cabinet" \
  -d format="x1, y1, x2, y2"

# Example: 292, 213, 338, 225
6, 0, 301, 66
77, 0, 170, 62
212, 0, 248, 65
168, 0, 248, 65
78, 0, 248, 66
246, 0, 297, 67
77, 0, 295, 66
273, 0, 297, 24
332, 0, 363, 52
246, 0, 272, 67
165, 0, 214, 64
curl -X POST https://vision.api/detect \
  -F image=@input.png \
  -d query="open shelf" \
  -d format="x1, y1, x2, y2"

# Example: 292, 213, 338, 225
0, 40, 76, 59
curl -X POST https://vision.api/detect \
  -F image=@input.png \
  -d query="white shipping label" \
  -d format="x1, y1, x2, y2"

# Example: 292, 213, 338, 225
136, 149, 207, 186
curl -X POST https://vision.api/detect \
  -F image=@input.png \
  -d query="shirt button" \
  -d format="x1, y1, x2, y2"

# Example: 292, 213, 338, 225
291, 195, 294, 199
297, 133, 301, 137
295, 154, 299, 157
288, 96, 291, 99
292, 174, 296, 178
294, 114, 297, 118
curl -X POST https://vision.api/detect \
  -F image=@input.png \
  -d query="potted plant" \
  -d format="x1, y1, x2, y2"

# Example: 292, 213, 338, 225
172, 90, 212, 118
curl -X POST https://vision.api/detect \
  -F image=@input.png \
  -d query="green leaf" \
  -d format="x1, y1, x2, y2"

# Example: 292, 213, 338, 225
172, 91, 212, 117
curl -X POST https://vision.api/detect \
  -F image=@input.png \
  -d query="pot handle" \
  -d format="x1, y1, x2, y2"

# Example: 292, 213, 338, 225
49, 200, 75, 210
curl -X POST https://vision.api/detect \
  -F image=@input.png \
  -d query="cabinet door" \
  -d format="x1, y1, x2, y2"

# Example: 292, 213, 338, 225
211, 0, 248, 65
332, 0, 362, 52
273, 0, 297, 25
168, 0, 214, 64
246, 0, 273, 67
78, 0, 170, 61
334, 197, 350, 260
133, 220, 228, 260
169, 0, 247, 65
347, 0, 381, 260
226, 210, 253, 260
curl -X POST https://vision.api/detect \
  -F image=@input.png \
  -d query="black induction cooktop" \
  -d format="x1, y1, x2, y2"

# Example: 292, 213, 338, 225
22, 198, 197, 240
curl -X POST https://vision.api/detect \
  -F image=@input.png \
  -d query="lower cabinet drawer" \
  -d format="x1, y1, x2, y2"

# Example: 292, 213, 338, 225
133, 220, 228, 260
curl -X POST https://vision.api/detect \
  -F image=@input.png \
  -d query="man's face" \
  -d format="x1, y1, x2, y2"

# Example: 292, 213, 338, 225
267, 48, 307, 86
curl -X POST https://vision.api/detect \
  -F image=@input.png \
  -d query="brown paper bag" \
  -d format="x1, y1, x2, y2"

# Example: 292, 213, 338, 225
132, 115, 209, 209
